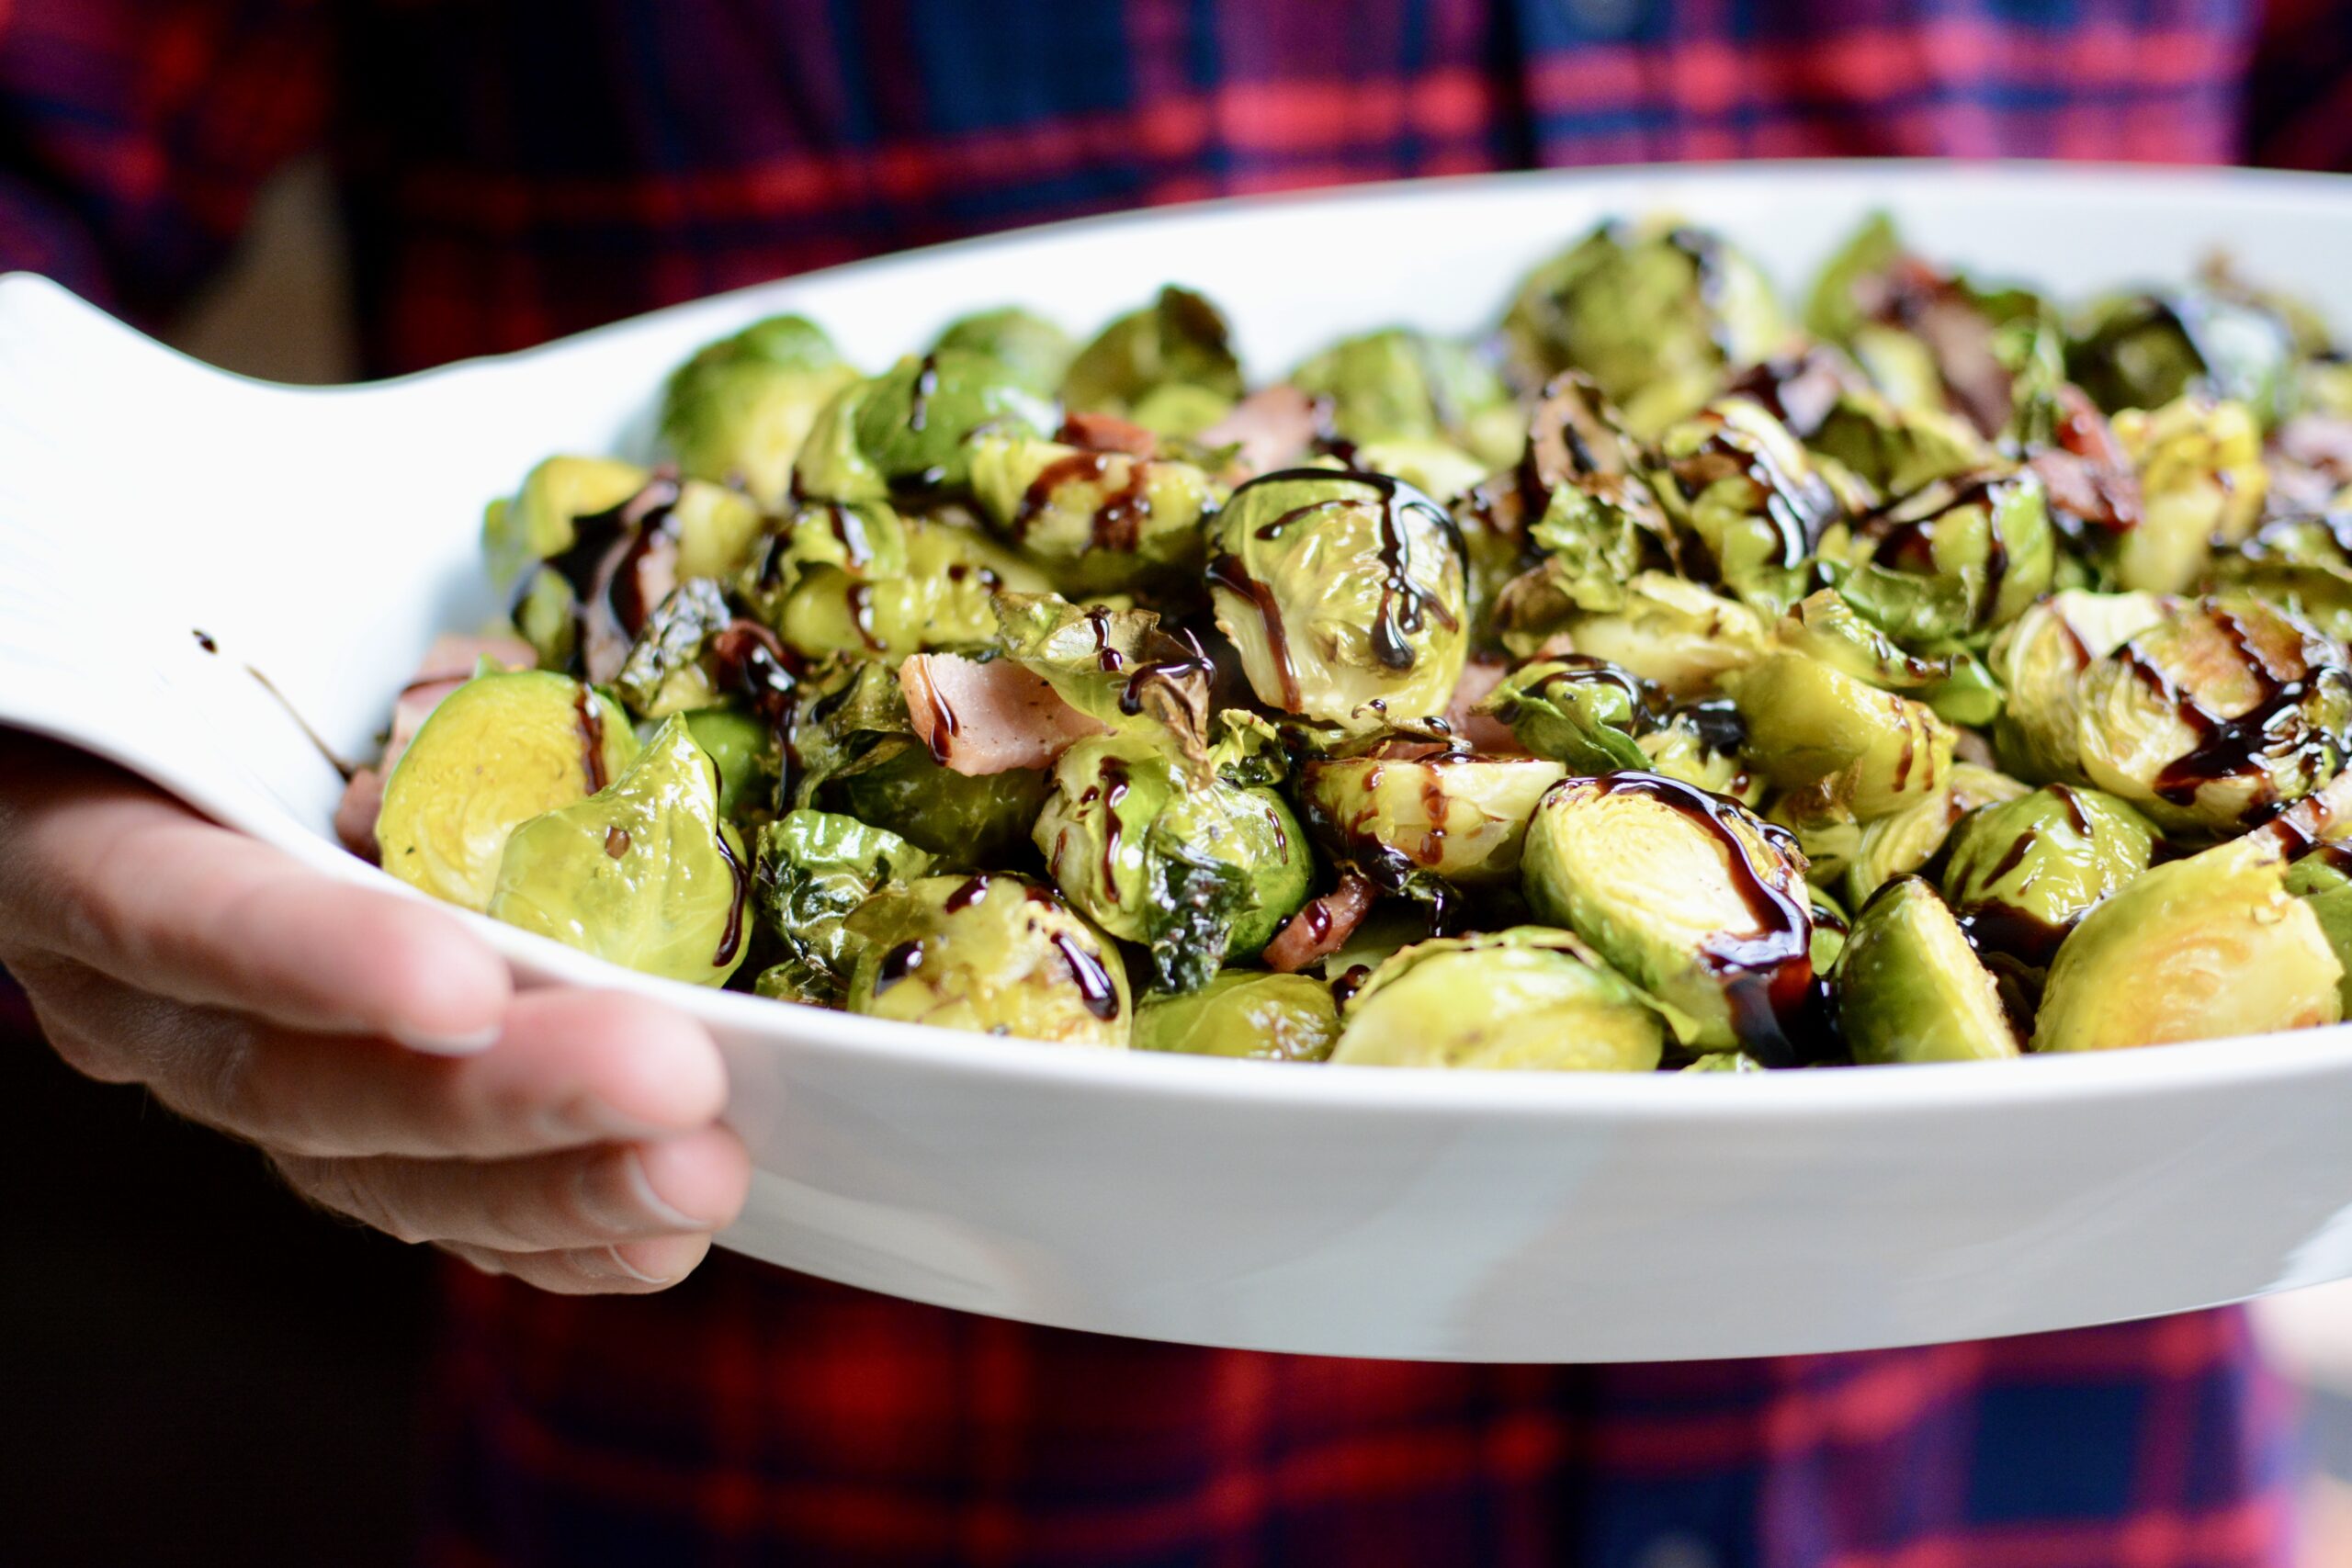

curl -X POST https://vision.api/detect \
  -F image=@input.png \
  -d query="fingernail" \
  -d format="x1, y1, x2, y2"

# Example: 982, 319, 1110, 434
574, 1244, 672, 1285
622, 1146, 717, 1230
391, 1022, 502, 1056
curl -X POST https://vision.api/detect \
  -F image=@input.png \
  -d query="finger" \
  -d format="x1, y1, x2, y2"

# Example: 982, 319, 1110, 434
33, 965, 728, 1158
0, 746, 508, 1048
440, 1234, 716, 1295
275, 1126, 750, 1251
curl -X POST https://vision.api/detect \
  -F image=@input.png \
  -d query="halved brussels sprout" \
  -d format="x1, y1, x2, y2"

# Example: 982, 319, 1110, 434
752, 808, 934, 1004
681, 706, 770, 818
850, 350, 1057, 495
750, 502, 1052, 661
1939, 784, 2155, 968
1635, 705, 1763, 806
1347, 438, 1490, 505
1821, 761, 2031, 908
1986, 589, 2172, 782
2034, 836, 2343, 1051
2108, 396, 2267, 594
2209, 515, 2352, 642
1135, 971, 1340, 1062
1330, 928, 1666, 1071
1648, 397, 1839, 609
1298, 752, 1568, 889
931, 307, 1075, 398
378, 671, 639, 911
1726, 649, 1954, 823
967, 434, 1217, 593
844, 873, 1131, 1045
1523, 570, 1770, 694
659, 313, 861, 509
1836, 877, 2019, 1064
2286, 845, 2352, 1014
1805, 389, 1994, 501
1207, 468, 1467, 732
1503, 220, 1789, 435
2075, 595, 2352, 834
615, 580, 731, 718
1826, 468, 2052, 639
1034, 733, 1310, 992
482, 456, 650, 588
487, 716, 752, 986
1060, 286, 1245, 425
1477, 656, 1657, 773
1521, 773, 1813, 1054
2067, 287, 2298, 430
1289, 328, 1521, 468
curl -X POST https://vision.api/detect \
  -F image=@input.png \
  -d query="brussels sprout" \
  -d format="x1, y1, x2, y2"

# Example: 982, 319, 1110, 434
1520, 773, 1813, 1055
1682, 1051, 1769, 1073
2074, 595, 2352, 834
1206, 468, 1468, 732
828, 745, 1052, 866
614, 579, 731, 718
1835, 877, 2020, 1064
1726, 649, 1955, 823
2033, 836, 2343, 1051
931, 307, 1075, 398
1939, 784, 2156, 968
1647, 397, 1839, 609
752, 502, 1052, 661
1348, 438, 1491, 505
1502, 220, 1789, 435
1635, 705, 1763, 806
2208, 515, 2352, 642
1290, 328, 1522, 468
2108, 396, 2267, 593
1809, 886, 1851, 974
849, 350, 1057, 495
790, 378, 891, 504
1826, 468, 2053, 639
2286, 845, 2352, 1014
1034, 733, 1310, 991
487, 716, 752, 986
378, 671, 639, 911
1985, 589, 2172, 782
669, 479, 769, 582
1134, 971, 1340, 1062
1521, 570, 1770, 693
1060, 286, 1245, 424
1477, 657, 1657, 773
482, 456, 650, 588
1330, 928, 1666, 1071
681, 706, 770, 819
844, 873, 1131, 1046
1298, 752, 1568, 890
2068, 287, 2298, 430
987, 594, 1216, 757
1810, 761, 2031, 908
1805, 389, 1994, 501
511, 564, 579, 671
659, 313, 861, 509
967, 434, 1217, 592
752, 808, 934, 1004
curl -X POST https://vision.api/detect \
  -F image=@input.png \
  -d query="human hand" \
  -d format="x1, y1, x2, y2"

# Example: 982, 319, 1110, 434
0, 732, 749, 1292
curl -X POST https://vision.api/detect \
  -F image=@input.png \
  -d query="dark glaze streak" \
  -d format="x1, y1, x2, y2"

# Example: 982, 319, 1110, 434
1118, 632, 1214, 717
827, 503, 875, 570
874, 940, 925, 992
1052, 934, 1123, 1020
1086, 605, 1124, 671
2134, 607, 2319, 811
243, 665, 358, 781
1982, 829, 2037, 888
917, 669, 960, 765
1205, 552, 1301, 711
845, 583, 884, 651
1098, 757, 1132, 903
605, 826, 632, 860
944, 874, 992, 913
192, 629, 218, 654
2052, 784, 2095, 839
713, 827, 750, 967
1330, 964, 1374, 1008
571, 683, 610, 793
906, 354, 941, 434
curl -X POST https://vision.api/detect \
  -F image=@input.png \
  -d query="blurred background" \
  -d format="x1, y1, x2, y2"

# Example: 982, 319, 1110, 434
16, 158, 2352, 1568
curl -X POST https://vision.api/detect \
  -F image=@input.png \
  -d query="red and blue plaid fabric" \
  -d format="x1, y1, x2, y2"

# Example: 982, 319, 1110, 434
5, 2, 2346, 1563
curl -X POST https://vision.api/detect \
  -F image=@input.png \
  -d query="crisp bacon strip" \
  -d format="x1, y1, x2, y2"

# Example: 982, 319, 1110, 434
1200, 385, 1318, 479
899, 653, 1108, 776
1445, 656, 1525, 755
1263, 872, 1377, 974
333, 634, 537, 859
1057, 412, 1159, 458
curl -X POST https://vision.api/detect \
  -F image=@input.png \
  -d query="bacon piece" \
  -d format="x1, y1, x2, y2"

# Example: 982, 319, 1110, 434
1057, 412, 1159, 458
1263, 872, 1377, 975
1200, 385, 1319, 479
899, 653, 1109, 776
1445, 655, 1525, 755
334, 769, 386, 861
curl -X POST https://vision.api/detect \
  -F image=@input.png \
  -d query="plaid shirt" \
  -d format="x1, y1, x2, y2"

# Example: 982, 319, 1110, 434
5, 2, 2346, 1563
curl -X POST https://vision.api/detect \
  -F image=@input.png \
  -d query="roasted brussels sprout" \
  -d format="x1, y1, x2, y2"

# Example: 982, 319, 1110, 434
1939, 784, 2155, 969
1330, 928, 1667, 1071
2068, 286, 2298, 430
843, 873, 1131, 1045
967, 434, 1217, 593
2074, 595, 2352, 834
488, 716, 752, 986
2034, 836, 2343, 1050
1135, 971, 1340, 1062
1289, 328, 1521, 468
2108, 396, 2267, 593
2208, 515, 2352, 642
1805, 389, 1995, 500
659, 313, 861, 508
1503, 220, 1789, 435
752, 808, 934, 1004
1835, 877, 2020, 1064
1726, 649, 1954, 823
1521, 570, 1770, 694
1647, 397, 1839, 610
1298, 752, 1567, 890
2286, 845, 2352, 1014
1061, 286, 1245, 427
1819, 761, 2030, 908
931, 307, 1075, 398
750, 501, 1051, 661
1825, 468, 2053, 640
1521, 773, 1813, 1055
681, 706, 770, 818
481, 456, 651, 588
1985, 589, 2172, 782
1477, 656, 1657, 773
1207, 468, 1467, 731
850, 350, 1057, 495
615, 579, 732, 718
377, 671, 639, 911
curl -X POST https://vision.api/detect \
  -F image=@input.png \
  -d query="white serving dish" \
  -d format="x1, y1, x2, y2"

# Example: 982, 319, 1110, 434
8, 162, 2352, 1363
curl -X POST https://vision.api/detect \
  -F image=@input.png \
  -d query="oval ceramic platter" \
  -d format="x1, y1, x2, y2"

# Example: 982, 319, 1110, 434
6, 162, 2352, 1362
